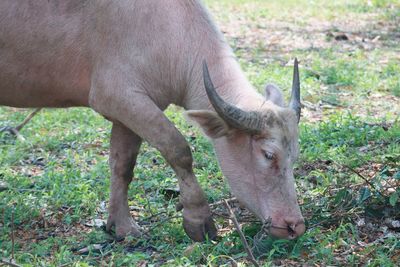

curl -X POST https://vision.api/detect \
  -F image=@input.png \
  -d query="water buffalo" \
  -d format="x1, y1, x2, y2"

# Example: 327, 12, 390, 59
0, 0, 305, 241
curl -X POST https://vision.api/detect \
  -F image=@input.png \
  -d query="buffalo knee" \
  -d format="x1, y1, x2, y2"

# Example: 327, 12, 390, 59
168, 145, 193, 171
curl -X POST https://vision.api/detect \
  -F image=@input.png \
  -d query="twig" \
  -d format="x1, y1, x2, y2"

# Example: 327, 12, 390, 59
142, 215, 180, 235
0, 108, 41, 141
177, 197, 237, 213
332, 161, 384, 197
57, 261, 73, 267
57, 249, 114, 267
11, 209, 15, 260
0, 258, 22, 267
86, 249, 114, 265
210, 197, 237, 208
15, 108, 41, 132
2, 208, 5, 229
0, 127, 25, 142
139, 210, 169, 224
143, 186, 154, 217
224, 200, 260, 267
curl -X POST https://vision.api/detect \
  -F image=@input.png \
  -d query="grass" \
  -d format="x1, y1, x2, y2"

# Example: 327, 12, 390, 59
1, 0, 400, 266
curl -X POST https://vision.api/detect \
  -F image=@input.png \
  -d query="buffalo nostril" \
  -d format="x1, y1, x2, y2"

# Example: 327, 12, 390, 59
285, 220, 306, 239
288, 224, 296, 234
287, 224, 297, 239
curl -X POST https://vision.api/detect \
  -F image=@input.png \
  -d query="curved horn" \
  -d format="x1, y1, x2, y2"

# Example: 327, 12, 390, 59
289, 58, 301, 122
202, 61, 262, 133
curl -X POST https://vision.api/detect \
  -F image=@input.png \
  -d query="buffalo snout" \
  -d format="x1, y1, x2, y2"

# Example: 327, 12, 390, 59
267, 217, 305, 240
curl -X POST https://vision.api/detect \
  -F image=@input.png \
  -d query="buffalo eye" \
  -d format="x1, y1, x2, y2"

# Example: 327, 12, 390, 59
264, 151, 275, 160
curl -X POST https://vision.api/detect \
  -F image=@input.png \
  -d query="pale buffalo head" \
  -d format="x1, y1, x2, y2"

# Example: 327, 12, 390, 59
187, 59, 305, 239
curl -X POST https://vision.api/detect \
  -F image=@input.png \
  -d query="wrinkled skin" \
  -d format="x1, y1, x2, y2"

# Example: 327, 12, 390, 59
0, 0, 304, 241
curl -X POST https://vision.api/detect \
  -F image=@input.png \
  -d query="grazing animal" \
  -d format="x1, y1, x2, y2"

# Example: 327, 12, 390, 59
0, 0, 305, 241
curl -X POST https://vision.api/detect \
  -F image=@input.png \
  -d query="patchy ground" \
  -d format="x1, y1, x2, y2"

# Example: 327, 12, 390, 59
1, 0, 399, 266
211, 0, 400, 123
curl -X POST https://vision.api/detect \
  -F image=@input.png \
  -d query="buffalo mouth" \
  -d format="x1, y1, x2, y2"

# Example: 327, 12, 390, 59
262, 218, 306, 240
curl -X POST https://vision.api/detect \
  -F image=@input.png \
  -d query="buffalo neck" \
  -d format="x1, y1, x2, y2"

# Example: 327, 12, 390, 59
183, 50, 266, 113
180, 3, 265, 113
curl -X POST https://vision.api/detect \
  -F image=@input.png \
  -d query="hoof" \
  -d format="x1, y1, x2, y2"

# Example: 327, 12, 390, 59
106, 216, 142, 240
183, 215, 217, 242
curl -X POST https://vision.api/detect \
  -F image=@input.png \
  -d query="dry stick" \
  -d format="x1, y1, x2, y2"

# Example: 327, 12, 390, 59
142, 185, 155, 217
2, 208, 5, 230
224, 200, 260, 267
177, 197, 237, 211
332, 161, 384, 197
57, 250, 114, 267
14, 108, 41, 132
0, 258, 22, 267
0, 108, 41, 141
1, 209, 21, 267
142, 215, 181, 236
139, 210, 170, 224
11, 209, 15, 261
0, 127, 24, 142
210, 197, 237, 208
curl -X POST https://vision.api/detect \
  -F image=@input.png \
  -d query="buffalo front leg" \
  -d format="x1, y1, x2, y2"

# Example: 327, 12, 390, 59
94, 94, 217, 242
106, 121, 142, 238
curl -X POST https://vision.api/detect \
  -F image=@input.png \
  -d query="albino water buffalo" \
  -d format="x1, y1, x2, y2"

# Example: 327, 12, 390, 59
0, 0, 305, 241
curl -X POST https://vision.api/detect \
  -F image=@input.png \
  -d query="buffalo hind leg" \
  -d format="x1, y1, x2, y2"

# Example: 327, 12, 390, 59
106, 121, 142, 238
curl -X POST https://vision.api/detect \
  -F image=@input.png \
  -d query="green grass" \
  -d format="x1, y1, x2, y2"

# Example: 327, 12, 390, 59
1, 0, 400, 266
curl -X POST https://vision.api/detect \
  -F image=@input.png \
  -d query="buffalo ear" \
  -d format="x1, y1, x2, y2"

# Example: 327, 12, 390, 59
184, 110, 232, 139
265, 83, 285, 107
